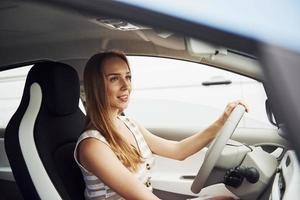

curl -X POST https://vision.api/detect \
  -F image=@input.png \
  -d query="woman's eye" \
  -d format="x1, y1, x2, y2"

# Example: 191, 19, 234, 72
126, 75, 132, 81
110, 76, 118, 82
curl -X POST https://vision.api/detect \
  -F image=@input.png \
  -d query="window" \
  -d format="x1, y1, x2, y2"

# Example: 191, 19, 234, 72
126, 56, 275, 129
0, 66, 32, 128
0, 57, 274, 130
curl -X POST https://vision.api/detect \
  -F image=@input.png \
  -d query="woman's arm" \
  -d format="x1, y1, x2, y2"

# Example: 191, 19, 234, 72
78, 138, 160, 200
137, 100, 248, 161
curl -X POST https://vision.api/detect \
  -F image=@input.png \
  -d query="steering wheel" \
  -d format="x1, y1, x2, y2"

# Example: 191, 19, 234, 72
191, 105, 246, 194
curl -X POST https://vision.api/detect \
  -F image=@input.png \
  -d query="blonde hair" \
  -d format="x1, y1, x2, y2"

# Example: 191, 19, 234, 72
84, 50, 143, 172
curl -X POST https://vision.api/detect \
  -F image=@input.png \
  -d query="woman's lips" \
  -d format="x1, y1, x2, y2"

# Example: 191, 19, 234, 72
118, 95, 129, 102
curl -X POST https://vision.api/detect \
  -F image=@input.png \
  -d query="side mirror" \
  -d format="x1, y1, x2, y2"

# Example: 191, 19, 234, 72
265, 99, 277, 126
265, 99, 288, 138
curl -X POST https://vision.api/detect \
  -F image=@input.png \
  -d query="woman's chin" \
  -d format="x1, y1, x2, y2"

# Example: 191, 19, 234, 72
117, 104, 129, 112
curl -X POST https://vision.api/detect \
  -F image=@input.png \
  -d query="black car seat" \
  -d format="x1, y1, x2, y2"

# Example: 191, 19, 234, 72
4, 61, 86, 200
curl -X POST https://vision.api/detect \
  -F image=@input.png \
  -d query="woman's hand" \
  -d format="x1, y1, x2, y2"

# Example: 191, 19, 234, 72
218, 100, 249, 125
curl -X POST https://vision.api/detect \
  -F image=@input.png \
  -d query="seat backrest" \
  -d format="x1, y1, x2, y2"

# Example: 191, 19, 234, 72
5, 61, 86, 200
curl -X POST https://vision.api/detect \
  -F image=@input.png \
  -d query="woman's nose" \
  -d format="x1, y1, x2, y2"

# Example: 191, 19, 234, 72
121, 78, 130, 90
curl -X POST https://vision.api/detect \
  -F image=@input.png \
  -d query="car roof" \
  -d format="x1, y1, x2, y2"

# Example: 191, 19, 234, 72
0, 0, 262, 81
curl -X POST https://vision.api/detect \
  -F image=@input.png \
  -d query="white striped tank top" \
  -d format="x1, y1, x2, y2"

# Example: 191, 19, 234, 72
74, 116, 155, 200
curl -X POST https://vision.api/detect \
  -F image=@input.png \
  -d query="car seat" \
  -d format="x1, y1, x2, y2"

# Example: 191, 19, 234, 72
4, 61, 86, 200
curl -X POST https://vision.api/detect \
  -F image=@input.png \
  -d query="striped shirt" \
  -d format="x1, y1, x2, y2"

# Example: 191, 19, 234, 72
74, 116, 155, 200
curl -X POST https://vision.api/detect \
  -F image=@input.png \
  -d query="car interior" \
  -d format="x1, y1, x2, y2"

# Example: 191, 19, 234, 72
0, 1, 299, 200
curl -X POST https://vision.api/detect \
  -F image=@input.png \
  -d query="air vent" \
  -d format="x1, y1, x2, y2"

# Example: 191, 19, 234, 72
93, 18, 150, 31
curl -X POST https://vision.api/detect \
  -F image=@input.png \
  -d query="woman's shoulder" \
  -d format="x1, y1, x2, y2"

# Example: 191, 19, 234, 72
74, 130, 111, 174
78, 129, 109, 145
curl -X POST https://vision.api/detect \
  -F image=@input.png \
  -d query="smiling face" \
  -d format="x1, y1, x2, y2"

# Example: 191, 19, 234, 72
103, 57, 132, 115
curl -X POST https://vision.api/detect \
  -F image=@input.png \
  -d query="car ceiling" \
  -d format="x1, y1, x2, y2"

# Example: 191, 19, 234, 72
0, 0, 262, 81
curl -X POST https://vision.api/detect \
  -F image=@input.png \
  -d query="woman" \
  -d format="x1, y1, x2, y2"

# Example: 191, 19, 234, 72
74, 50, 248, 200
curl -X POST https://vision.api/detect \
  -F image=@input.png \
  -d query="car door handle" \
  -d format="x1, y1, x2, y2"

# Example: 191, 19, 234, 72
202, 80, 232, 86
181, 175, 196, 180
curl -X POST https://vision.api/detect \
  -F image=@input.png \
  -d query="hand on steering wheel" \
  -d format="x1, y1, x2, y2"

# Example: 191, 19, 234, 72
191, 105, 246, 194
221, 100, 249, 123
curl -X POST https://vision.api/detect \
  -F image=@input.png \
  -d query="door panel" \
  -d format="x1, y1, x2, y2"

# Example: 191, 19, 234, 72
0, 128, 13, 181
0, 130, 22, 199
0, 136, 14, 182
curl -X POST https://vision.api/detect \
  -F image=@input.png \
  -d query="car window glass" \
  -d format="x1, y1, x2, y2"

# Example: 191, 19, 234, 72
0, 66, 32, 129
0, 58, 275, 130
126, 56, 275, 129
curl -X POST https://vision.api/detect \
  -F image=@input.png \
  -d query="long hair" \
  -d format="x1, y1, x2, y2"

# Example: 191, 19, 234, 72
84, 50, 143, 172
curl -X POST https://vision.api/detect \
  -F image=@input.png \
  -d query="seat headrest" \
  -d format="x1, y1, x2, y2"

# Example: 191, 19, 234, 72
25, 61, 80, 116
